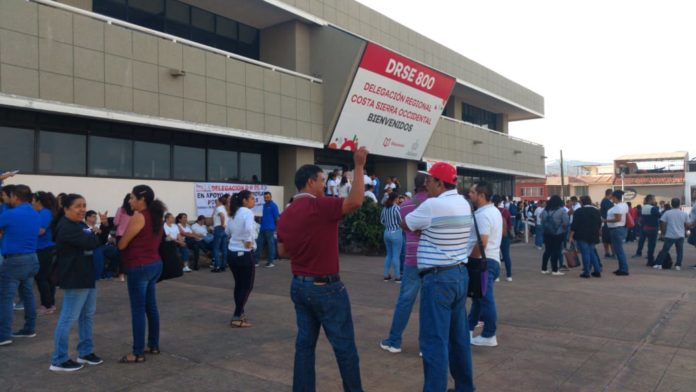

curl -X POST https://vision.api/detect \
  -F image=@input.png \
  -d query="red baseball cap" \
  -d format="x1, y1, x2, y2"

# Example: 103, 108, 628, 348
419, 162, 457, 185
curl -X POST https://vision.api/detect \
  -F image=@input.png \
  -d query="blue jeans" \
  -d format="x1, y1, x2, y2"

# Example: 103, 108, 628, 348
609, 227, 629, 273
255, 229, 277, 264
93, 244, 121, 279
501, 236, 512, 278
576, 241, 601, 275
399, 232, 406, 273
177, 244, 190, 262
0, 254, 39, 340
127, 261, 162, 355
534, 224, 544, 247
419, 265, 475, 392
469, 260, 500, 338
212, 226, 228, 269
384, 265, 421, 349
636, 229, 658, 264
660, 237, 685, 267
383, 229, 403, 279
290, 278, 362, 392
51, 288, 97, 364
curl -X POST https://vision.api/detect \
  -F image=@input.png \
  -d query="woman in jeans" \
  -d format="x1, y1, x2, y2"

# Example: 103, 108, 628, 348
225, 190, 257, 328
50, 194, 103, 372
118, 185, 166, 363
540, 195, 569, 276
32, 191, 58, 315
380, 192, 402, 282
569, 195, 602, 278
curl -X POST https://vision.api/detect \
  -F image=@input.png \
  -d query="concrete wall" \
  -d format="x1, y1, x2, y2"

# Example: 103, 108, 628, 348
277, 145, 315, 202
260, 21, 311, 75
0, 0, 324, 143
309, 25, 365, 143
425, 118, 545, 177
373, 160, 419, 199
6, 175, 284, 218
277, 0, 544, 116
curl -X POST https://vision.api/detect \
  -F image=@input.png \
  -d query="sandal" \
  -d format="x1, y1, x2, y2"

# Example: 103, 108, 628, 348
144, 347, 160, 355
118, 353, 146, 363
229, 319, 252, 328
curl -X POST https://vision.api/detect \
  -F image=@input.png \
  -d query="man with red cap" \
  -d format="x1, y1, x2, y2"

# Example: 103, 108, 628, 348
402, 162, 476, 392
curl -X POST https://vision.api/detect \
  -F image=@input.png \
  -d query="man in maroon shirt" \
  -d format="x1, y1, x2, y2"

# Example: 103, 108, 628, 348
277, 147, 368, 392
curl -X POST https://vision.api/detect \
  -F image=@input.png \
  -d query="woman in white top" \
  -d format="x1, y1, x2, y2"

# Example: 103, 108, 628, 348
164, 213, 191, 272
326, 172, 338, 197
225, 190, 257, 328
604, 190, 630, 275
338, 175, 352, 198
175, 213, 198, 272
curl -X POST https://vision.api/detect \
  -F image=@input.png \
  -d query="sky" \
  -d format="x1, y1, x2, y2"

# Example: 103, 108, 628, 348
355, 0, 696, 164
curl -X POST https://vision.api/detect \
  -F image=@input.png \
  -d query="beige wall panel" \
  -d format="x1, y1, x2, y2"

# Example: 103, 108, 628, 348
159, 94, 184, 120
133, 89, 159, 116
74, 47, 104, 82
183, 73, 206, 101
225, 58, 245, 85
74, 78, 105, 107
226, 82, 246, 109
183, 99, 206, 123
73, 14, 103, 51
132, 61, 158, 93
205, 52, 226, 81
39, 72, 74, 103
39, 5, 73, 44
105, 54, 133, 87
205, 77, 226, 105
0, 0, 38, 36
105, 84, 133, 112
1, 64, 39, 98
206, 103, 227, 126
183, 46, 205, 75
57, 0, 92, 11
0, 30, 39, 69
132, 32, 158, 64
105, 25, 132, 58
39, 38, 73, 76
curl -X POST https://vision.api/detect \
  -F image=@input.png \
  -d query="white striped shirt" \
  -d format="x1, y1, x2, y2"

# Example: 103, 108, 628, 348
405, 189, 475, 269
380, 205, 401, 231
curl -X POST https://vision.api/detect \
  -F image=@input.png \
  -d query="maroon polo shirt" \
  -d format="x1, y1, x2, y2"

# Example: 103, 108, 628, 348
277, 194, 344, 276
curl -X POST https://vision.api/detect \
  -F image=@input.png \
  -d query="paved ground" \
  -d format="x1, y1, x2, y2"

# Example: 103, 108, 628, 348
2, 239, 696, 391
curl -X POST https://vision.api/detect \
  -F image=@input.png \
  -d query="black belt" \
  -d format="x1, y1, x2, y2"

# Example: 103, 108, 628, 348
419, 263, 465, 278
3, 252, 34, 259
293, 274, 341, 284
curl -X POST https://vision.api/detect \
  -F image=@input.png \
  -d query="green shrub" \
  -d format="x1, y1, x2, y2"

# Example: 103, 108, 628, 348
339, 200, 385, 255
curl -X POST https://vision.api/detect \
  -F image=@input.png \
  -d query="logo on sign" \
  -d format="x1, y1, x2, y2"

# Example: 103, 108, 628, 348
623, 188, 637, 201
383, 137, 391, 147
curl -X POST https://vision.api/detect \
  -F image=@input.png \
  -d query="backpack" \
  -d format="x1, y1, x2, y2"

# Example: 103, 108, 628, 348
655, 250, 672, 269
625, 211, 635, 229
543, 209, 561, 235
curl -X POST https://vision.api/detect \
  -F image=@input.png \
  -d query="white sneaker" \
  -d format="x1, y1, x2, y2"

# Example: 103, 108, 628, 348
653, 265, 662, 270
183, 266, 192, 272
419, 351, 422, 357
675, 266, 681, 271
471, 335, 498, 347
551, 271, 565, 276
541, 270, 550, 275
506, 277, 512, 282
379, 340, 402, 353
0, 339, 12, 346
495, 277, 500, 282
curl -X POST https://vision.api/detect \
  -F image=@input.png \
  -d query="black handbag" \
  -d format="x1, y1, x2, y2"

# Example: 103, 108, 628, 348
467, 210, 489, 299
158, 240, 183, 282
687, 229, 696, 247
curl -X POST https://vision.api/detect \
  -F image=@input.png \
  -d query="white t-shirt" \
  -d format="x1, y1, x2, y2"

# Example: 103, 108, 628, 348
534, 207, 545, 225
327, 179, 338, 196
660, 209, 689, 239
191, 222, 209, 237
474, 204, 503, 263
213, 205, 227, 227
178, 223, 192, 235
606, 203, 629, 228
226, 207, 258, 252
364, 191, 378, 203
363, 174, 373, 186
164, 223, 179, 241
338, 182, 351, 198
384, 183, 396, 191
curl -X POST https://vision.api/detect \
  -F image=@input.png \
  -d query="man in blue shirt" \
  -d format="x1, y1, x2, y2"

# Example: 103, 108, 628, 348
0, 184, 41, 346
256, 192, 280, 268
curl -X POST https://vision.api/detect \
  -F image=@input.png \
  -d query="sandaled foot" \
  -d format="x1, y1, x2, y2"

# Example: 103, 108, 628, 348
230, 319, 252, 328
118, 353, 145, 363
144, 347, 160, 355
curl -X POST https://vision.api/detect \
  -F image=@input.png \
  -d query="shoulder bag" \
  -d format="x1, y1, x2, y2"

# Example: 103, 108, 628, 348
467, 210, 489, 299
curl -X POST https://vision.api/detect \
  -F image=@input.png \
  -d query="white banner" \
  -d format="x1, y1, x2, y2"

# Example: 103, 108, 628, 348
194, 183, 270, 218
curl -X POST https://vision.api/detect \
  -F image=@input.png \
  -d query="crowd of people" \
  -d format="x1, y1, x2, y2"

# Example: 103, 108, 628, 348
2, 156, 696, 392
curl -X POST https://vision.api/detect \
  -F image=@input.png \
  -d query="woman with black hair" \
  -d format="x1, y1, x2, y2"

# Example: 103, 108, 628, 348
31, 191, 58, 315
50, 194, 103, 372
540, 195, 569, 275
118, 185, 167, 363
175, 213, 199, 272
225, 190, 257, 328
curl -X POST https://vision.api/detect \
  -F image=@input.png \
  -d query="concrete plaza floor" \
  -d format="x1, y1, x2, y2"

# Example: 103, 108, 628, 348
2, 239, 696, 391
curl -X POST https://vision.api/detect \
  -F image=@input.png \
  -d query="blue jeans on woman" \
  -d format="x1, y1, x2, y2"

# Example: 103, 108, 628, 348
212, 226, 228, 270
501, 236, 512, 278
51, 288, 97, 365
534, 224, 544, 247
127, 261, 162, 355
576, 241, 601, 275
0, 254, 39, 341
383, 229, 403, 279
468, 260, 500, 338
609, 227, 629, 274
383, 265, 421, 349
290, 278, 362, 392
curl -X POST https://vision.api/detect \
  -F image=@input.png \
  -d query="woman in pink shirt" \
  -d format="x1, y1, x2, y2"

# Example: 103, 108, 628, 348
113, 194, 133, 281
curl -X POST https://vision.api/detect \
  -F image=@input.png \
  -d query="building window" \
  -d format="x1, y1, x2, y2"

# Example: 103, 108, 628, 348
89, 136, 133, 177
521, 187, 544, 197
173, 145, 205, 181
240, 152, 261, 183
208, 149, 238, 182
38, 131, 86, 175
0, 127, 34, 172
93, 0, 260, 60
462, 103, 498, 130
134, 141, 170, 179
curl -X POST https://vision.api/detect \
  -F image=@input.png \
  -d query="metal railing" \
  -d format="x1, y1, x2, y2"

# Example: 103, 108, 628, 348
29, 0, 323, 84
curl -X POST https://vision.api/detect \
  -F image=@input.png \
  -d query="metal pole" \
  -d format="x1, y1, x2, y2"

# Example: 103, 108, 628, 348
560, 150, 565, 199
